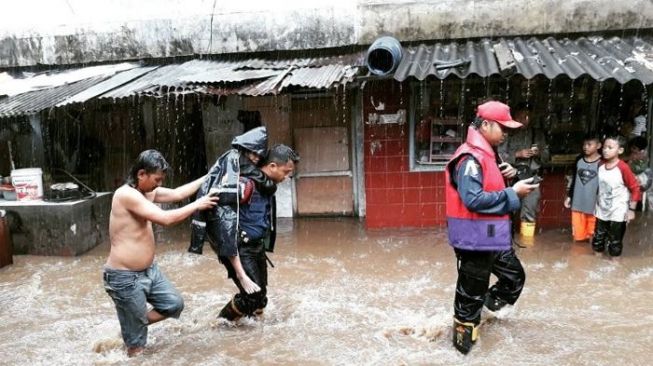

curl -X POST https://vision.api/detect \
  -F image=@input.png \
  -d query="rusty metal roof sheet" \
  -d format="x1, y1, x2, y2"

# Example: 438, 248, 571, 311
99, 63, 203, 99
0, 51, 363, 116
99, 60, 284, 99
394, 36, 653, 85
106, 52, 366, 98
231, 52, 366, 70
281, 64, 358, 89
57, 66, 158, 106
203, 64, 360, 97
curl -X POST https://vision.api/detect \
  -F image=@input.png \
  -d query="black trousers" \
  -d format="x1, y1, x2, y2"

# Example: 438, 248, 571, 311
454, 248, 526, 323
592, 219, 627, 256
222, 241, 268, 315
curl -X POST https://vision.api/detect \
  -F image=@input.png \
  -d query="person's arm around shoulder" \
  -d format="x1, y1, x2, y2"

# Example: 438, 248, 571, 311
120, 185, 218, 227
153, 175, 207, 203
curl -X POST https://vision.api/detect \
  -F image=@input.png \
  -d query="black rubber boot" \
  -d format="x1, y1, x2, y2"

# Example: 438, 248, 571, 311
188, 220, 206, 254
607, 240, 623, 257
607, 221, 626, 257
253, 308, 264, 318
592, 220, 609, 253
218, 298, 243, 321
453, 317, 479, 354
484, 293, 508, 312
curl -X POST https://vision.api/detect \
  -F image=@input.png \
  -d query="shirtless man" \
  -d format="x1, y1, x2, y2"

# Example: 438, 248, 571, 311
103, 149, 218, 356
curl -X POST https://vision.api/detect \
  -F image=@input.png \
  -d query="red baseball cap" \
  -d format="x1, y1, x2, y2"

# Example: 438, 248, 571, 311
476, 101, 523, 129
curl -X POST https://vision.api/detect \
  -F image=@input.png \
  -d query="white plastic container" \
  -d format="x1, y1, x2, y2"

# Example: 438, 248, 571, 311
11, 168, 43, 201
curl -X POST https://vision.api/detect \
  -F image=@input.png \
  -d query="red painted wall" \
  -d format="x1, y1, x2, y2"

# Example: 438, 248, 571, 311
537, 170, 571, 229
362, 80, 569, 230
364, 122, 446, 228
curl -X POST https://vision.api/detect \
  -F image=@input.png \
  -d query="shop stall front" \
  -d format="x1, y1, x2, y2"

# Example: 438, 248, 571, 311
363, 35, 653, 229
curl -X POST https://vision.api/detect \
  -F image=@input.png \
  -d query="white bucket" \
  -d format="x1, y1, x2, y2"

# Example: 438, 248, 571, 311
11, 168, 44, 201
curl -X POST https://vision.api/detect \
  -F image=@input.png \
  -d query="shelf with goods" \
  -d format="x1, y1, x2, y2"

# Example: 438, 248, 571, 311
430, 118, 463, 163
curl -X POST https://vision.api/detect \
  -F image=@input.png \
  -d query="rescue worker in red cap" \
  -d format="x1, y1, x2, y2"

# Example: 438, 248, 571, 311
445, 101, 540, 354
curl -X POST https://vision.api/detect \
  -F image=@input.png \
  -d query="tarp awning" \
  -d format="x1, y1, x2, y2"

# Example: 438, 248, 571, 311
394, 35, 653, 85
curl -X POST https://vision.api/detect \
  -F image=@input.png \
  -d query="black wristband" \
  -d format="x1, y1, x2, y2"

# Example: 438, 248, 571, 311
629, 208, 636, 212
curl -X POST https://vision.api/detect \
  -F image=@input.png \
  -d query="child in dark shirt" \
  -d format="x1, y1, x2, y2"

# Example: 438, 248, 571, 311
564, 133, 602, 242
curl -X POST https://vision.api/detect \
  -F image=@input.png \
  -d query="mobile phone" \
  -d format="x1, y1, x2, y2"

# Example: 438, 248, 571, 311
530, 175, 543, 184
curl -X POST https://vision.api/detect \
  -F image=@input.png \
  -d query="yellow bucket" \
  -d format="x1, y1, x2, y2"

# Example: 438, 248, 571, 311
520, 222, 536, 237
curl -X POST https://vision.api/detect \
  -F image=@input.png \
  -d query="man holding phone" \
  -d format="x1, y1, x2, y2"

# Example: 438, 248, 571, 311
445, 101, 540, 354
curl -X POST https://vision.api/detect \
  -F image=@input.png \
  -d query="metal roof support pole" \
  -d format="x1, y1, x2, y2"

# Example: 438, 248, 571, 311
647, 84, 653, 164
26, 114, 46, 169
588, 78, 600, 134
351, 86, 365, 218
6, 141, 15, 171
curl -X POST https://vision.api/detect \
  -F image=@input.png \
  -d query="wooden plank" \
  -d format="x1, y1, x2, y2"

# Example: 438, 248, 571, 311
294, 127, 350, 173
296, 176, 353, 215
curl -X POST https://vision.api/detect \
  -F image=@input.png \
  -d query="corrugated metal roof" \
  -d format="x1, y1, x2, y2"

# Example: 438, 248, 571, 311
99, 63, 204, 99
281, 64, 358, 89
57, 66, 158, 106
99, 60, 285, 99
205, 67, 293, 97
0, 77, 104, 117
0, 65, 162, 117
394, 36, 653, 84
180, 68, 281, 83
231, 53, 366, 70
105, 53, 366, 98
203, 64, 360, 97
0, 63, 139, 97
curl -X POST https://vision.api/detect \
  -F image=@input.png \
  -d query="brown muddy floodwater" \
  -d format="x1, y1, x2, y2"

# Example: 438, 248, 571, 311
1, 215, 652, 365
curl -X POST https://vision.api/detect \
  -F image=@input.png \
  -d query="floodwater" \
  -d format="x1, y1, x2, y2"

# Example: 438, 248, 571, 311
1, 215, 652, 366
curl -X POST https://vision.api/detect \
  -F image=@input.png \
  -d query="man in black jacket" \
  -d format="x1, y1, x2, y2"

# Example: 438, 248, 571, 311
217, 144, 299, 320
188, 126, 276, 293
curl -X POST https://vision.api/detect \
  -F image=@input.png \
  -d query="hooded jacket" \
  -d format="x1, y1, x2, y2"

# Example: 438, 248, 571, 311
188, 126, 276, 256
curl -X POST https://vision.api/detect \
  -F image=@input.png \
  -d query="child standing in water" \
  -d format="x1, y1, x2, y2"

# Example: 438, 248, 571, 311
564, 133, 602, 242
592, 135, 641, 257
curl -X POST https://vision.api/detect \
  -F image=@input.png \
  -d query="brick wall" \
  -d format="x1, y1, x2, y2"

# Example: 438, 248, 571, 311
362, 80, 568, 229
537, 170, 569, 229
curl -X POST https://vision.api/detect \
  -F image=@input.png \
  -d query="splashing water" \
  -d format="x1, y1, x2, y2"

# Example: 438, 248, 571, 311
1, 216, 652, 365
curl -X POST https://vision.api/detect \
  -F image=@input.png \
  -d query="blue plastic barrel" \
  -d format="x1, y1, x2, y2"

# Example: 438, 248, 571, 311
366, 36, 403, 76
